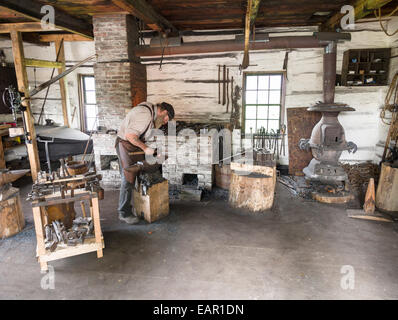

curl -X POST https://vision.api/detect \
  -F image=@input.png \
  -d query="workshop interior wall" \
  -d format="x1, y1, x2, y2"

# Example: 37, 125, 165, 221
0, 19, 397, 166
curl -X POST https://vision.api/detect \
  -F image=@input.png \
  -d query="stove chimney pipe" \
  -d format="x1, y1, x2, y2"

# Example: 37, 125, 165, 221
323, 41, 337, 104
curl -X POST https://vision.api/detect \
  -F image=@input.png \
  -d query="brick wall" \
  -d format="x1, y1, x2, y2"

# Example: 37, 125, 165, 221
92, 14, 147, 186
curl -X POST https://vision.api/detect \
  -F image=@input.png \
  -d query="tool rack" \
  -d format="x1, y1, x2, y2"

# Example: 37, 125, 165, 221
31, 174, 104, 272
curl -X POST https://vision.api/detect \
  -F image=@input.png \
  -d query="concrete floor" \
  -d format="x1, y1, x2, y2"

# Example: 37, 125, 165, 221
1, 178, 398, 300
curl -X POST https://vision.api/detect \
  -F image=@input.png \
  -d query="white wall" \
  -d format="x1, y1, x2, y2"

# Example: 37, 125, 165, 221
0, 39, 95, 129
145, 19, 398, 165
1, 18, 397, 166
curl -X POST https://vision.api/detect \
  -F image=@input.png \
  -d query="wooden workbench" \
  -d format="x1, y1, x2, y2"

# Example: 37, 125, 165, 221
32, 189, 104, 272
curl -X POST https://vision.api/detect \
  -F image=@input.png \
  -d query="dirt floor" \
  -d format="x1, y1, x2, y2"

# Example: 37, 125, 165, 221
1, 177, 398, 299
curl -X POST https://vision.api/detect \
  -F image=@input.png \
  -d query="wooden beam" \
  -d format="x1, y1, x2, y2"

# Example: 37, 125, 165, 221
10, 30, 41, 181
55, 39, 70, 128
322, 0, 392, 31
0, 22, 61, 33
0, 1, 93, 38
111, 0, 177, 34
39, 34, 93, 42
24, 58, 63, 68
134, 36, 323, 57
242, 0, 262, 69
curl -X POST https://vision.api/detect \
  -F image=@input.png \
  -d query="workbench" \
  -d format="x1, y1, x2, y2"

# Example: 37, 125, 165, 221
32, 188, 104, 272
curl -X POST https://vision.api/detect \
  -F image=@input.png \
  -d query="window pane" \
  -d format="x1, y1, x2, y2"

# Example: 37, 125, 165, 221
258, 76, 269, 90
85, 105, 97, 118
257, 106, 268, 119
245, 91, 257, 104
246, 76, 257, 90
268, 120, 280, 132
268, 106, 280, 119
269, 75, 282, 89
85, 91, 96, 104
84, 77, 95, 91
245, 105, 256, 119
245, 120, 256, 134
257, 119, 268, 132
86, 117, 97, 131
269, 91, 281, 104
257, 91, 269, 104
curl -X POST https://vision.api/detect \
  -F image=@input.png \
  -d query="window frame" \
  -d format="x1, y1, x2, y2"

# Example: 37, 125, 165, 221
78, 74, 97, 133
241, 71, 286, 136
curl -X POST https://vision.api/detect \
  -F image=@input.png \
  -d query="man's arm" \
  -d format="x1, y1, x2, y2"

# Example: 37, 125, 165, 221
125, 133, 154, 155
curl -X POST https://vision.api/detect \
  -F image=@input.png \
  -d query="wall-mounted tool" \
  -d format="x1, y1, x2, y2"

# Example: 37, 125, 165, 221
222, 65, 226, 105
2, 85, 30, 143
226, 68, 230, 112
218, 65, 221, 105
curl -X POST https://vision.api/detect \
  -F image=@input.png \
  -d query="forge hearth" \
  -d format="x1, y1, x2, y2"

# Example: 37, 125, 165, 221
299, 102, 357, 184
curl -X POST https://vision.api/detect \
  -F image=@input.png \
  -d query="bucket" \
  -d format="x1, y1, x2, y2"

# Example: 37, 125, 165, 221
66, 161, 89, 176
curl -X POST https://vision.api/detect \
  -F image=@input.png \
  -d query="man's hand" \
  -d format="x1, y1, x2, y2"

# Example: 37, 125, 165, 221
144, 147, 155, 155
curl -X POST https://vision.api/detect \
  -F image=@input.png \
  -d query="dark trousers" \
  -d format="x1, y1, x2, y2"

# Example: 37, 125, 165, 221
116, 143, 135, 218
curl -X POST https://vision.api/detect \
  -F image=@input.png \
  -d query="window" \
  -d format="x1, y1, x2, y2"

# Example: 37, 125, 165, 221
80, 75, 98, 132
243, 73, 283, 134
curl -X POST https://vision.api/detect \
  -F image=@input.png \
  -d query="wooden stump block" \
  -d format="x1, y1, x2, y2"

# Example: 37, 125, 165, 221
229, 161, 276, 212
134, 180, 169, 223
215, 164, 231, 190
0, 188, 25, 238
363, 178, 375, 214
376, 162, 398, 213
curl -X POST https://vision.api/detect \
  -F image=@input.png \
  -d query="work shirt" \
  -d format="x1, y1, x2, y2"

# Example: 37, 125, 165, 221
118, 102, 157, 142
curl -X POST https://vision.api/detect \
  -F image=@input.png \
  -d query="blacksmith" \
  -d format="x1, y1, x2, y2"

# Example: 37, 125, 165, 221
116, 101, 175, 224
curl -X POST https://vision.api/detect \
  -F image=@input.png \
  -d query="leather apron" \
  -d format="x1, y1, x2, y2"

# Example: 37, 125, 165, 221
115, 104, 154, 184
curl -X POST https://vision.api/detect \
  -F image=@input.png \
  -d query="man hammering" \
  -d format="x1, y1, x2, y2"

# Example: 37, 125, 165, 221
116, 101, 175, 224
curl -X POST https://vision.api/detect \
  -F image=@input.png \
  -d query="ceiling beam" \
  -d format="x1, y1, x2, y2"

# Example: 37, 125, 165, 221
111, 0, 177, 34
322, 0, 392, 31
134, 36, 324, 57
39, 34, 93, 42
0, 22, 61, 33
0, 1, 93, 38
242, 0, 262, 69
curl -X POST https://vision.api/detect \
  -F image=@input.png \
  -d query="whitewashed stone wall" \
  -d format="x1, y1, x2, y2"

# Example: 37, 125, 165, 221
1, 19, 397, 168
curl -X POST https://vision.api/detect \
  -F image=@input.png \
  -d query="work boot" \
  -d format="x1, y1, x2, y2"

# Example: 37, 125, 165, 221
119, 214, 140, 225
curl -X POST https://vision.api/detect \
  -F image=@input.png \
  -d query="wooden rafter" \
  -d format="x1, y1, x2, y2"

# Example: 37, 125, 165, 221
39, 34, 93, 42
0, 22, 61, 33
322, 0, 392, 31
24, 58, 63, 68
0, 1, 93, 38
242, 0, 262, 70
111, 0, 177, 34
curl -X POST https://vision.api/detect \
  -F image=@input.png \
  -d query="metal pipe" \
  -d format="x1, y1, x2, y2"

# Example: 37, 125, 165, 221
134, 36, 324, 57
323, 41, 337, 103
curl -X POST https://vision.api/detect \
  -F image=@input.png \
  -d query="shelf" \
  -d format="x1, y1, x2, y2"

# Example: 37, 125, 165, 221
342, 48, 391, 87
37, 237, 105, 263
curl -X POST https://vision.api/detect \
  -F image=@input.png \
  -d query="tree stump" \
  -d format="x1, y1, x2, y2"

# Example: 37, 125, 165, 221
0, 188, 25, 238
229, 162, 276, 212
215, 164, 231, 190
134, 180, 169, 223
376, 162, 398, 213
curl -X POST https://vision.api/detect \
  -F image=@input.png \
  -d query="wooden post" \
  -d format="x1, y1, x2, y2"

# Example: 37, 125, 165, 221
91, 196, 103, 258
32, 206, 48, 271
10, 30, 40, 181
363, 178, 375, 214
55, 39, 70, 127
